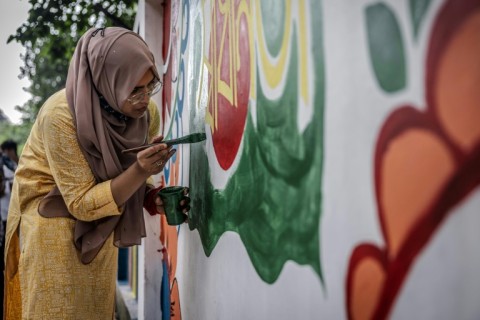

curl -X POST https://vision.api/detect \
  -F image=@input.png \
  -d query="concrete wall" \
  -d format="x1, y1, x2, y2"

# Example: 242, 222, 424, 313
138, 0, 480, 319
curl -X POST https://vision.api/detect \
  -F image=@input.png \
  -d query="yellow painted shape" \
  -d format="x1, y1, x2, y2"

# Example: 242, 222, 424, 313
255, 0, 291, 89
298, 0, 309, 104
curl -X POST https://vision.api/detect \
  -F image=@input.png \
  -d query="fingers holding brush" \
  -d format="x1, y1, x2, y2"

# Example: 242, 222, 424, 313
136, 143, 176, 174
150, 135, 165, 144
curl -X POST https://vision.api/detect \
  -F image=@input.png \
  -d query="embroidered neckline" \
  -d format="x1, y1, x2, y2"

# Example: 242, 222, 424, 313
98, 95, 129, 121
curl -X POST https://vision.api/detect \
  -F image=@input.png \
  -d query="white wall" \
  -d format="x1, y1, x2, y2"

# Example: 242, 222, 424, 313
138, 0, 480, 319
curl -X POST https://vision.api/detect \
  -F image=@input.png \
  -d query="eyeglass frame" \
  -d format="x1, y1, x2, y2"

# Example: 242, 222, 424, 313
127, 77, 163, 105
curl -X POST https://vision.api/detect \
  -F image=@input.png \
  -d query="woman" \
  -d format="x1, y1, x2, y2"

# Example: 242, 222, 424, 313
4, 27, 188, 319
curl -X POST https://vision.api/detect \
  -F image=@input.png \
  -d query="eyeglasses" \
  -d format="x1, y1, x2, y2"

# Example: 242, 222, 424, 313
127, 79, 163, 105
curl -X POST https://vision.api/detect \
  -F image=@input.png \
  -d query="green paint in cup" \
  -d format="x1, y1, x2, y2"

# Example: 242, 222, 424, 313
157, 186, 186, 225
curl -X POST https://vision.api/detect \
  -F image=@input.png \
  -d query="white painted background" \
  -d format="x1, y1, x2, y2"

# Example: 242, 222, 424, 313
136, 0, 480, 319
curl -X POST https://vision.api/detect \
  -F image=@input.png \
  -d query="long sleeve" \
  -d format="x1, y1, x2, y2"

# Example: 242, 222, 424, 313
40, 93, 121, 222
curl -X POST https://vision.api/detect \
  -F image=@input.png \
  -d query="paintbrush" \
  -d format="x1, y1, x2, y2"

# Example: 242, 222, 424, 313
121, 132, 207, 154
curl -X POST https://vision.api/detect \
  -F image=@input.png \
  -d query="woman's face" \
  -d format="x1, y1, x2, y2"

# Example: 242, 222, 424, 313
121, 69, 155, 118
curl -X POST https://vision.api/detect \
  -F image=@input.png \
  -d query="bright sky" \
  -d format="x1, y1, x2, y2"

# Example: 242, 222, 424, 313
0, 0, 31, 124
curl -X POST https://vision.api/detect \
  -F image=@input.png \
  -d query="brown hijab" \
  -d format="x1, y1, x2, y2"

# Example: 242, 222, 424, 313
38, 27, 160, 264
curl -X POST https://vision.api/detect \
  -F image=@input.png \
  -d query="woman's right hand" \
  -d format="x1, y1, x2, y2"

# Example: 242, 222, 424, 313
112, 136, 176, 206
136, 136, 176, 176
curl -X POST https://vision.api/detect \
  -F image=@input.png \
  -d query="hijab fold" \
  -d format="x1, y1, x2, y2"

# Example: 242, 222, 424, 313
38, 27, 160, 264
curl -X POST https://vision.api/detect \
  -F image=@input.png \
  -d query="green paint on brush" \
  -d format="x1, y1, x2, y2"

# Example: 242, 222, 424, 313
165, 132, 206, 146
189, 0, 324, 284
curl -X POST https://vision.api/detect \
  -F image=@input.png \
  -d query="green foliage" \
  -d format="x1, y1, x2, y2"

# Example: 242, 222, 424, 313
8, 0, 138, 123
0, 121, 33, 154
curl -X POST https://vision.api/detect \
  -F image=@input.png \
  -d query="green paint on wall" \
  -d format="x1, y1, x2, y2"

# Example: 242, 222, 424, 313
189, 0, 325, 284
260, 0, 286, 56
366, 3, 407, 92
409, 0, 432, 39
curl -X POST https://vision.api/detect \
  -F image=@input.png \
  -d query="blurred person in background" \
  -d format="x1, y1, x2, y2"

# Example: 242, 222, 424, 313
0, 139, 18, 228
0, 139, 18, 317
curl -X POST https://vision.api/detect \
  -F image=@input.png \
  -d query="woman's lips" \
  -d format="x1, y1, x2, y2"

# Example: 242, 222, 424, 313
136, 106, 148, 113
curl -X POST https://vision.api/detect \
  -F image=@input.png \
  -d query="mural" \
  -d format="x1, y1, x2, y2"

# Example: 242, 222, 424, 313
191, 0, 323, 284
346, 0, 480, 319
160, 0, 323, 318
154, 0, 480, 318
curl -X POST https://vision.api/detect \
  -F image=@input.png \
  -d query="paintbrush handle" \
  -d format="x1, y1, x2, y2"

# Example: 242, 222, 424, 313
121, 143, 157, 154
121, 133, 206, 154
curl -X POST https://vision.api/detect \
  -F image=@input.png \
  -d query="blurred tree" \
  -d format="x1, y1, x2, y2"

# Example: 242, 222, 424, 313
0, 109, 9, 122
8, 0, 137, 123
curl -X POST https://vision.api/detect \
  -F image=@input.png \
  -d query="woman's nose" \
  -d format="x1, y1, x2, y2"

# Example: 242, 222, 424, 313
141, 91, 150, 103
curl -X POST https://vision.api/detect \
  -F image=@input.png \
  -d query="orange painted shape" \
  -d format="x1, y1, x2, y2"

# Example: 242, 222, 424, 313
351, 258, 386, 320
436, 11, 480, 151
381, 129, 455, 258
171, 279, 182, 320
160, 215, 167, 244
166, 225, 179, 286
160, 215, 179, 287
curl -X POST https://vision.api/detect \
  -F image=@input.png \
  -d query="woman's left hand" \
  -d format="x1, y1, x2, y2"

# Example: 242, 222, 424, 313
144, 187, 190, 217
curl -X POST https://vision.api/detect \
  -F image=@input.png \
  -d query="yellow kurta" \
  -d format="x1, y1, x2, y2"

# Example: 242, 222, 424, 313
4, 89, 160, 319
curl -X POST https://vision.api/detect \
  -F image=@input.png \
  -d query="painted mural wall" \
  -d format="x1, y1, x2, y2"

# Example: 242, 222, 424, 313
156, 0, 480, 319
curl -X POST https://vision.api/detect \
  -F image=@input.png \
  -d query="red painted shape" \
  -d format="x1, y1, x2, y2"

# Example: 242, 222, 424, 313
208, 0, 251, 170
346, 0, 480, 319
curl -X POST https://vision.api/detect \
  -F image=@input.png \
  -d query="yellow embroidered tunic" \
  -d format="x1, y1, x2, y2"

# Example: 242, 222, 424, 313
4, 89, 159, 319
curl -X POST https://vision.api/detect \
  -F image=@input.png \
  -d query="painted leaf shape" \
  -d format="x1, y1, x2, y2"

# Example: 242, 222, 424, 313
259, 0, 286, 55
409, 0, 432, 38
366, 3, 407, 93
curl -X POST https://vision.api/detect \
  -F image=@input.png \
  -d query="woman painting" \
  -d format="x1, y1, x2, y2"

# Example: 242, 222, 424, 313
4, 27, 188, 319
